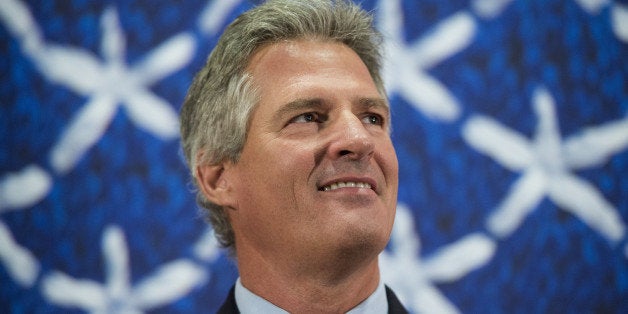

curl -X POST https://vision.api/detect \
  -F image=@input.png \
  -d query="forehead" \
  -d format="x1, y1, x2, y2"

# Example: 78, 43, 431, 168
246, 39, 366, 74
245, 40, 385, 114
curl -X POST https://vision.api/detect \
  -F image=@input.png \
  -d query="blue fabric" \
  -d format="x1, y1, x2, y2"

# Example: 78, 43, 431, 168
1, 0, 626, 313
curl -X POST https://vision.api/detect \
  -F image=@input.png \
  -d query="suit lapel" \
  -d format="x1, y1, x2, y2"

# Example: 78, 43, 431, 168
216, 286, 239, 314
385, 285, 409, 314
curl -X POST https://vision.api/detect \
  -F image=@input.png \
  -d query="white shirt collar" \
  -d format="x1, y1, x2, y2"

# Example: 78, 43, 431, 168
235, 277, 388, 314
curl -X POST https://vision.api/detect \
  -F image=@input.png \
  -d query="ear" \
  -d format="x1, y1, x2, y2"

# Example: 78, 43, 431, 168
196, 162, 237, 209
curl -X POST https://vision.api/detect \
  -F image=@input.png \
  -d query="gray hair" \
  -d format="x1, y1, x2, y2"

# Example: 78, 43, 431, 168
179, 0, 386, 251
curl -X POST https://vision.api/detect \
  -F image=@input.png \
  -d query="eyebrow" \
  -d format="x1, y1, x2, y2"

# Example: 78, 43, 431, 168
274, 97, 390, 122
358, 97, 390, 118
274, 98, 326, 123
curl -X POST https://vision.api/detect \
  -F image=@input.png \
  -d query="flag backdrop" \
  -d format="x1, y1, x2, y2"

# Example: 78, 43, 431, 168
1, 0, 627, 313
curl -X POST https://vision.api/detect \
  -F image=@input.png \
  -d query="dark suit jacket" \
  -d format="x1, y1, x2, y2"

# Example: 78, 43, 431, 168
216, 284, 408, 314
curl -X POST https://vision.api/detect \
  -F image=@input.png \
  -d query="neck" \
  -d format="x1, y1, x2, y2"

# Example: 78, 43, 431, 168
236, 245, 381, 313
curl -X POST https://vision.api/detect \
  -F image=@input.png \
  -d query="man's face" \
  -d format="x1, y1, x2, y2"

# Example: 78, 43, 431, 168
225, 40, 398, 263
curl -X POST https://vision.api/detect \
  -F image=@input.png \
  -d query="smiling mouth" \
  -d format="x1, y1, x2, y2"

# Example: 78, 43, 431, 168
319, 181, 373, 192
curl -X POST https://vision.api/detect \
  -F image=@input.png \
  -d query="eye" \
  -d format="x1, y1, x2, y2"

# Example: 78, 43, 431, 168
362, 113, 384, 126
290, 112, 324, 124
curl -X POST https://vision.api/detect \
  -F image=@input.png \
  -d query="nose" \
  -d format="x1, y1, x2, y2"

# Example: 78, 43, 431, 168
327, 111, 375, 161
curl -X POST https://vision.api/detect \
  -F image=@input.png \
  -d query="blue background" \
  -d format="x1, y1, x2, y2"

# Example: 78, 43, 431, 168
1, 0, 627, 313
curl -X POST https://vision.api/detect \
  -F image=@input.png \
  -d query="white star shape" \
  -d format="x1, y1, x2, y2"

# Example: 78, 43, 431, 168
197, 0, 243, 35
575, 0, 611, 14
462, 86, 628, 243
191, 227, 223, 263
0, 0, 246, 292
611, 3, 628, 42
0, 165, 51, 287
42, 225, 207, 313
0, 0, 196, 288
0, 0, 195, 175
471, 0, 514, 19
44, 7, 194, 174
381, 204, 496, 314
0, 219, 40, 287
376, 0, 476, 122
472, 0, 608, 18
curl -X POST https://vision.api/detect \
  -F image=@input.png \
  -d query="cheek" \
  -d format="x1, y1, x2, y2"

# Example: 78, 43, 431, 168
235, 141, 316, 205
380, 141, 399, 178
230, 146, 317, 238
378, 141, 399, 210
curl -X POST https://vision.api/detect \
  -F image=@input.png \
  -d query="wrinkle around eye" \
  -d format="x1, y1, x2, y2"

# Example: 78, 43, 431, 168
288, 112, 325, 125
361, 114, 384, 126
280, 113, 322, 136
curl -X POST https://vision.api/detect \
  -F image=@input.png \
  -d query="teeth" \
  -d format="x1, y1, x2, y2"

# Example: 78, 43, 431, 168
321, 181, 372, 191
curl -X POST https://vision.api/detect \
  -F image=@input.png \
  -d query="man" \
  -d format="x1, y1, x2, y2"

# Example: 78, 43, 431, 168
180, 0, 406, 312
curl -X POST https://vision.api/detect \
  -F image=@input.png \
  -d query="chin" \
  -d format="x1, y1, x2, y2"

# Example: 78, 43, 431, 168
334, 223, 390, 262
